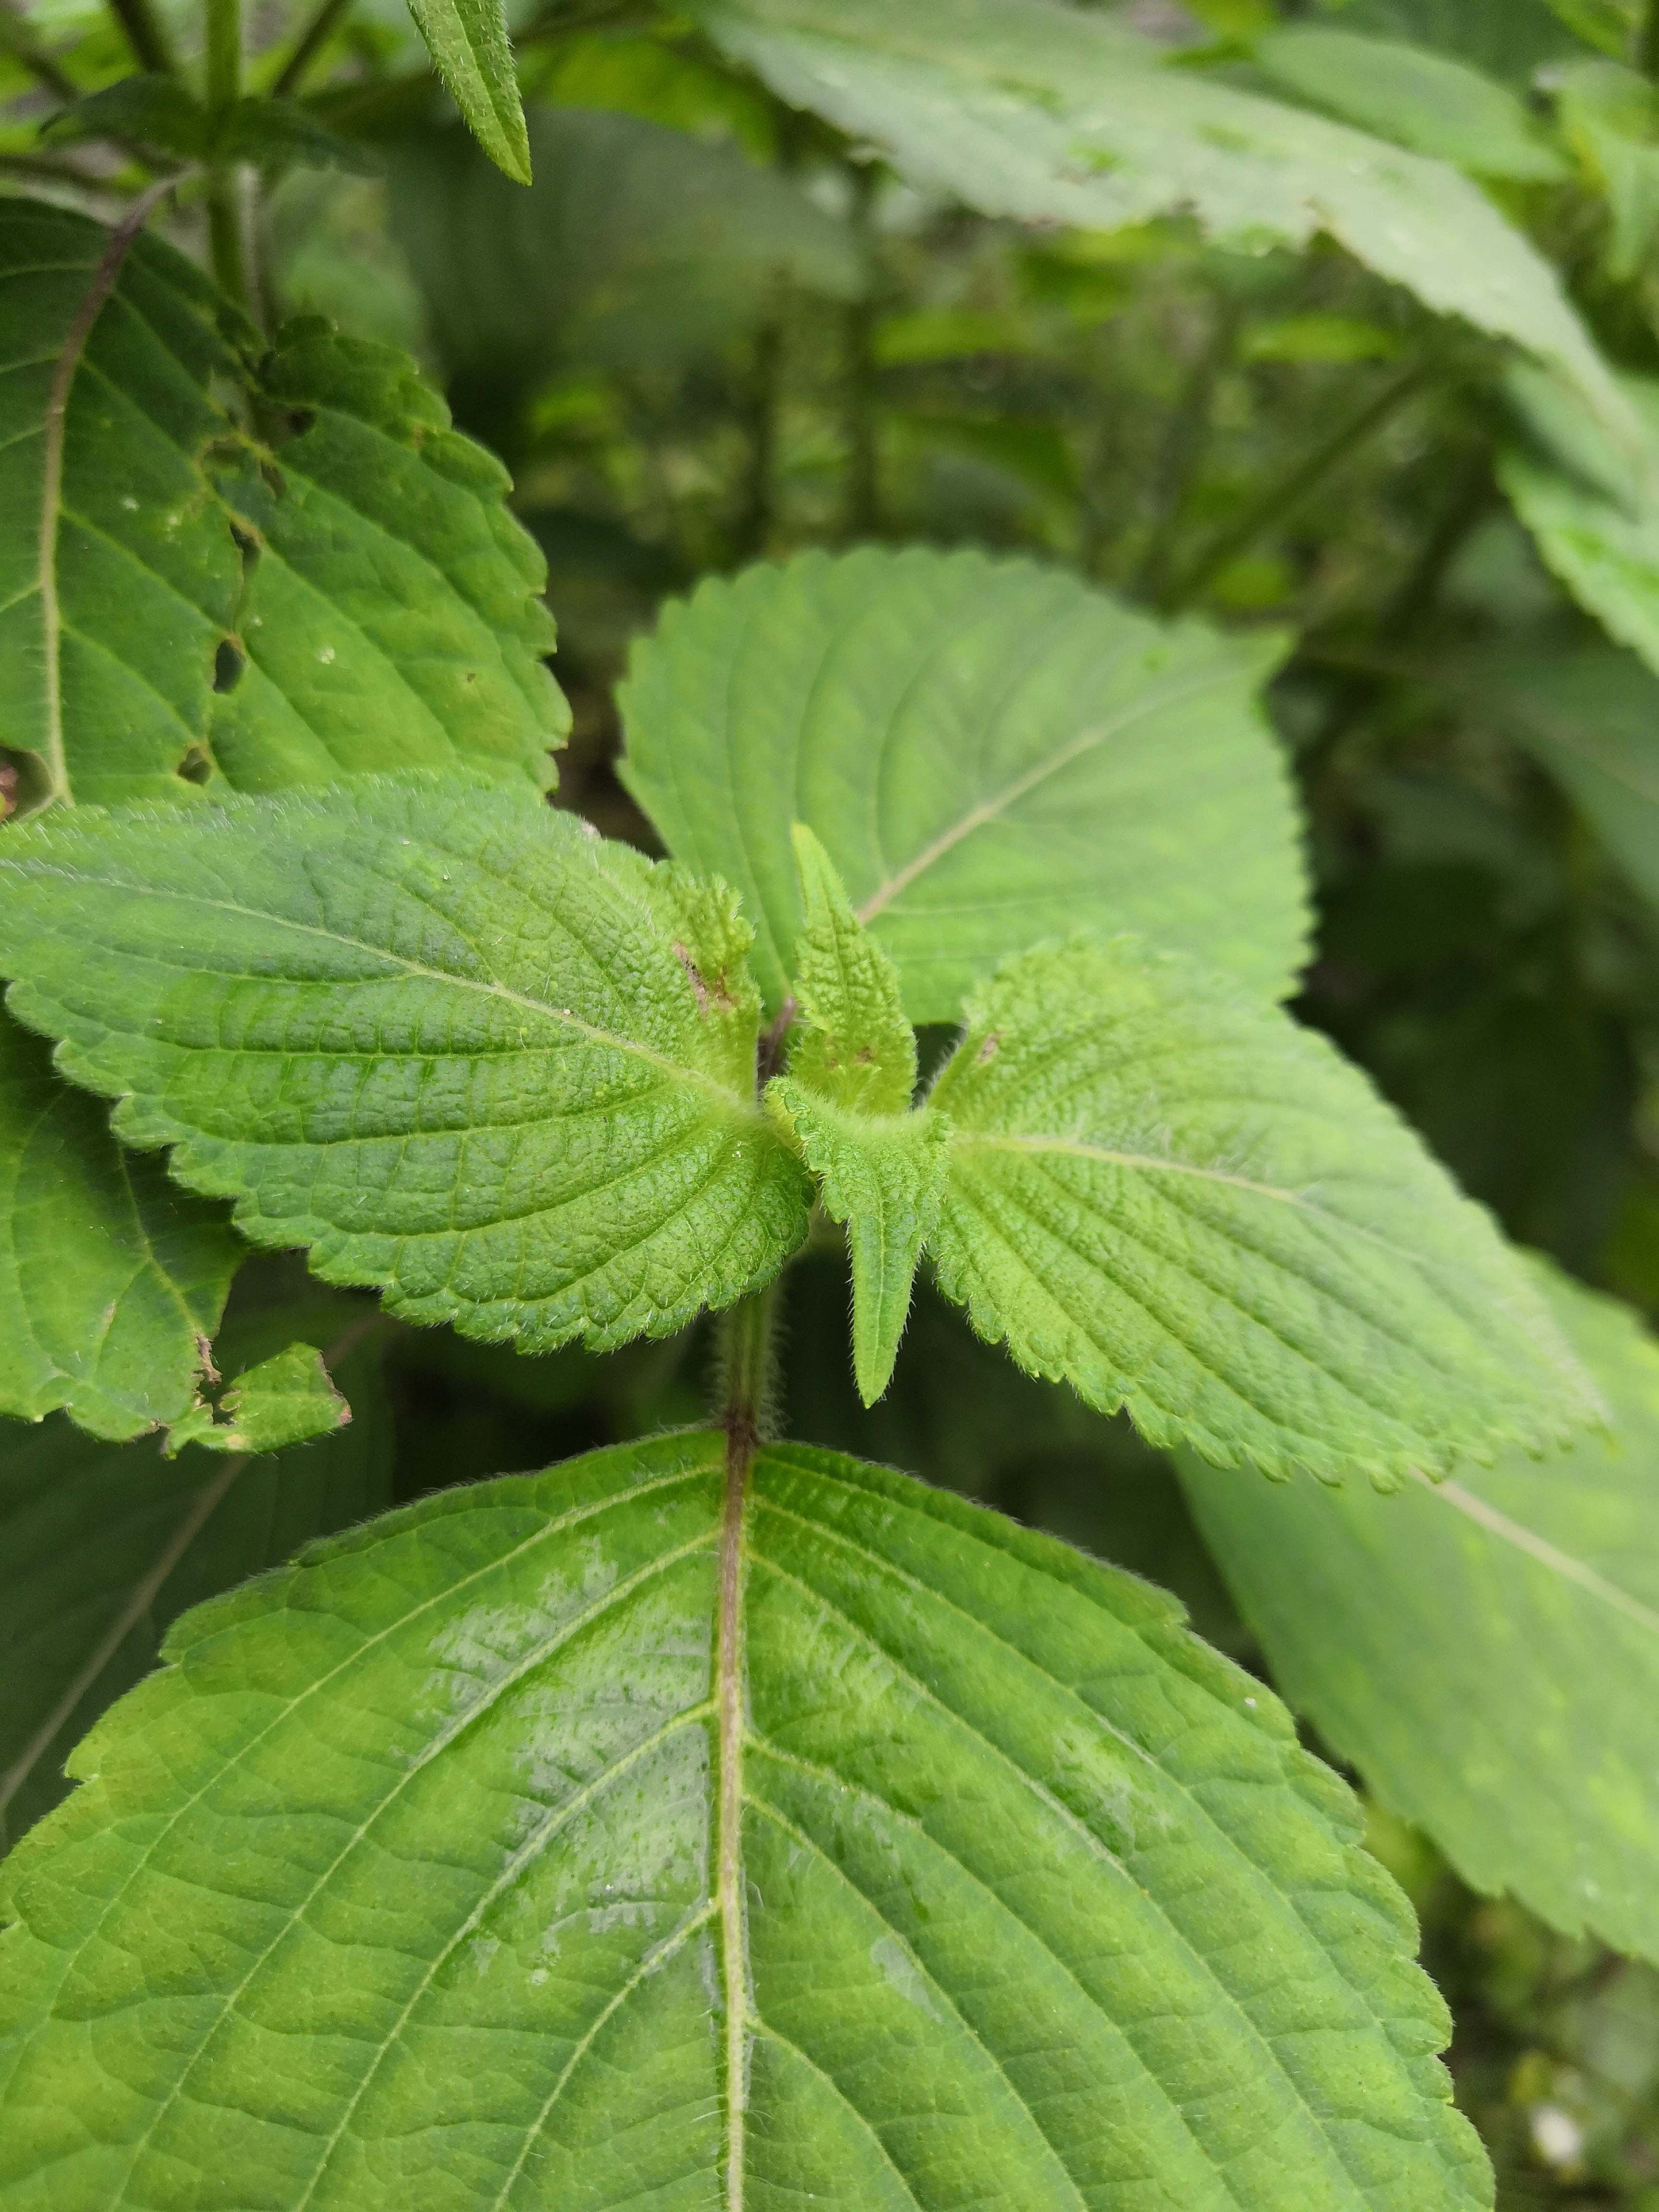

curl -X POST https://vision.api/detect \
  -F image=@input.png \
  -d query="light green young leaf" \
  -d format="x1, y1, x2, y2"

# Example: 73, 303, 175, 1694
0, 1431, 1489, 2208
0, 1015, 238, 1441
768, 1082, 950, 1404
1253, 27, 1567, 179
0, 198, 565, 814
784, 823, 916, 1115
692, 0, 1631, 439
403, 0, 530, 184
388, 108, 861, 391
0, 1293, 390, 1850
1180, 1267, 1659, 1962
166, 1340, 351, 1456
0, 780, 813, 1353
1502, 366, 1659, 679
1555, 60, 1659, 278
926, 937, 1600, 1484
619, 546, 1310, 1023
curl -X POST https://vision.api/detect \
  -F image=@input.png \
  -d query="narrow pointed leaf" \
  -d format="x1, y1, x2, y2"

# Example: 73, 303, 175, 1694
1180, 1267, 1659, 1962
167, 1340, 350, 1456
0, 1015, 237, 1440
768, 1081, 948, 1404
0, 1298, 391, 1851
619, 546, 1310, 1022
926, 938, 1599, 1484
0, 781, 812, 1352
0, 198, 564, 813
785, 823, 916, 1114
0, 1433, 1488, 2208
403, 0, 531, 184
692, 0, 1630, 438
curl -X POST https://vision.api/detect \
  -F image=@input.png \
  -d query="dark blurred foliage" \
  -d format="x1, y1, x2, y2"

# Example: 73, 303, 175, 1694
14, 0, 1659, 2190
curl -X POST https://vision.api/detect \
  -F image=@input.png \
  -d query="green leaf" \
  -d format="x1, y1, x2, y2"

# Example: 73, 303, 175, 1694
1501, 366, 1659, 681
691, 0, 1632, 440
619, 547, 1310, 1023
387, 108, 862, 393
41, 78, 375, 173
1318, 0, 1590, 86
0, 197, 565, 813
0, 779, 812, 1353
0, 1014, 237, 1441
0, 1293, 391, 1851
0, 1430, 1490, 2208
1179, 1266, 1659, 1962
769, 1082, 950, 1405
1554, 60, 1659, 279
403, 0, 530, 184
782, 824, 915, 1115
1253, 27, 1567, 179
166, 1340, 352, 1455
925, 936, 1600, 1484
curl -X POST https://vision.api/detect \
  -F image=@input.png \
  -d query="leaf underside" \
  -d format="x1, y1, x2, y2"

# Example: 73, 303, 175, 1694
618, 546, 1310, 1023
0, 1294, 391, 1851
925, 938, 1600, 1484
0, 1433, 1489, 2209
0, 199, 566, 814
1180, 1265, 1659, 1964
0, 780, 811, 1354
0, 1015, 237, 1439
692, 0, 1629, 437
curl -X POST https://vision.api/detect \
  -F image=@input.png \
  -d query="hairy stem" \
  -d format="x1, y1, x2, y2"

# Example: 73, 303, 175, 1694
106, 0, 178, 74
1161, 358, 1433, 613
272, 0, 352, 95
713, 1281, 778, 2212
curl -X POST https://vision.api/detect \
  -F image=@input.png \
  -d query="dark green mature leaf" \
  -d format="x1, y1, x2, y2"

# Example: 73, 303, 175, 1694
388, 108, 861, 394
926, 938, 1599, 1484
619, 547, 1310, 1022
0, 1017, 237, 1441
0, 780, 812, 1352
0, 1296, 390, 1852
1180, 1268, 1659, 1961
0, 1430, 1490, 2208
0, 198, 565, 813
1253, 27, 1566, 179
693, 0, 1631, 437
1312, 0, 1588, 83
403, 0, 530, 184
42, 78, 374, 173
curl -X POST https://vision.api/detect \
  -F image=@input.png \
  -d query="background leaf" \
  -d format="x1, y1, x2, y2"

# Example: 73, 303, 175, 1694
692, 0, 1631, 438
619, 546, 1310, 1023
1179, 1267, 1659, 1964
0, 1287, 390, 1853
0, 1016, 237, 1441
927, 936, 1599, 1484
0, 780, 812, 1353
0, 1431, 1488, 2208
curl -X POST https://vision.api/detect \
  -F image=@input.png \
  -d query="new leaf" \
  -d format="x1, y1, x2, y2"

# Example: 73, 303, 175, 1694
927, 938, 1600, 1484
0, 781, 812, 1354
0, 1434, 1488, 2208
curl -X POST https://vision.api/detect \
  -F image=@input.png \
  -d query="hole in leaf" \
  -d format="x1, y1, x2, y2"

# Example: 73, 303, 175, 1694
229, 520, 261, 571
287, 407, 316, 437
214, 639, 246, 694
0, 748, 54, 821
177, 744, 215, 787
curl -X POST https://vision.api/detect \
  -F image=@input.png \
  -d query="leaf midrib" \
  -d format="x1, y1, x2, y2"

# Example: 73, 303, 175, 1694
1431, 1477, 1659, 1640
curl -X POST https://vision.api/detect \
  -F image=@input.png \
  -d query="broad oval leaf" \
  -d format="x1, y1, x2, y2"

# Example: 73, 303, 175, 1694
692, 0, 1630, 439
0, 198, 565, 814
0, 1290, 391, 1851
0, 1014, 238, 1440
1179, 1267, 1659, 1963
926, 938, 1599, 1484
0, 781, 812, 1353
619, 547, 1310, 1023
0, 1430, 1489, 2208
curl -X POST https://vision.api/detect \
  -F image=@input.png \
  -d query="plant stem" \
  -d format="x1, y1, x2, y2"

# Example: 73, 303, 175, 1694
842, 159, 880, 539
202, 0, 253, 315
718, 1281, 779, 1456
271, 0, 352, 96
1134, 295, 1242, 604
1161, 358, 1433, 613
0, 1, 77, 102
105, 0, 178, 75
734, 313, 784, 563
1642, 0, 1659, 83
205, 0, 240, 114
